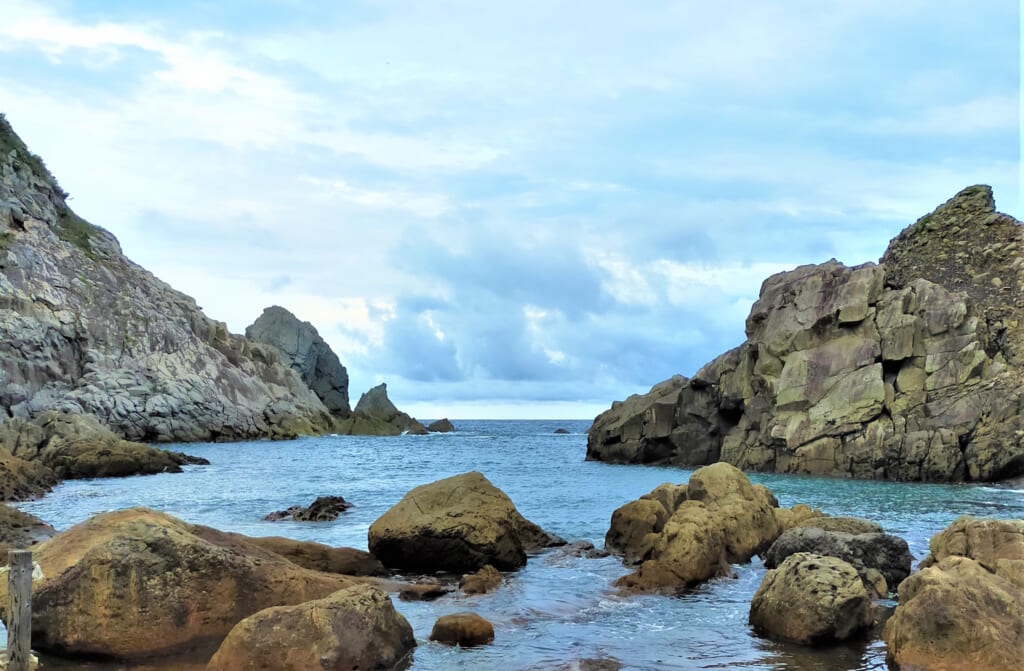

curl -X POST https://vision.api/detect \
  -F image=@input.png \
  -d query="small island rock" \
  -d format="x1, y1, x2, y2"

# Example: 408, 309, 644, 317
427, 418, 455, 432
337, 384, 427, 436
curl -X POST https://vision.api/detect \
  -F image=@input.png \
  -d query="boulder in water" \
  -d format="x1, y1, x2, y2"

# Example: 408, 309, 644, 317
337, 383, 427, 436
263, 495, 352, 521
429, 612, 495, 647
428, 418, 455, 432
764, 526, 912, 590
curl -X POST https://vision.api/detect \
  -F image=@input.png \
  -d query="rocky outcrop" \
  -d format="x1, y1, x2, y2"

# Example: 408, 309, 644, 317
614, 463, 785, 592
367, 471, 563, 572
750, 552, 875, 645
245, 306, 351, 418
883, 516, 1024, 671
0, 411, 205, 482
588, 186, 1024, 483
241, 536, 384, 576
429, 613, 495, 647
0, 116, 335, 445
0, 504, 53, 555
427, 418, 455, 432
207, 584, 414, 671
337, 383, 427, 436
264, 495, 352, 521
764, 526, 912, 592
0, 508, 362, 660
460, 564, 502, 594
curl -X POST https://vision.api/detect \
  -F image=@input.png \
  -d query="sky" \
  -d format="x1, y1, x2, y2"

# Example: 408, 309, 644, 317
0, 1, 1020, 419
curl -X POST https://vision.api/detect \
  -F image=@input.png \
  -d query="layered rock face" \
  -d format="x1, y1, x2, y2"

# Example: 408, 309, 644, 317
0, 117, 335, 443
589, 186, 1024, 482
245, 306, 351, 418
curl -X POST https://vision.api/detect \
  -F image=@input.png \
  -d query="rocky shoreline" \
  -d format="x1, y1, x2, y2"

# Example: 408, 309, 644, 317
588, 186, 1024, 484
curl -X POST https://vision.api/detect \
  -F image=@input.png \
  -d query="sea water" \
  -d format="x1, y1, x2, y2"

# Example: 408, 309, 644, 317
15, 420, 1024, 670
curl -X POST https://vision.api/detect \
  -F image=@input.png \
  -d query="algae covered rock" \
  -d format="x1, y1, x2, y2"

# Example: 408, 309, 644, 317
0, 508, 361, 660
368, 471, 562, 572
207, 584, 414, 671
750, 552, 875, 645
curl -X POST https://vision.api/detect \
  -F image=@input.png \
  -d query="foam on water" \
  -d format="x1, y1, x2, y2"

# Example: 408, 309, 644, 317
14, 420, 1024, 670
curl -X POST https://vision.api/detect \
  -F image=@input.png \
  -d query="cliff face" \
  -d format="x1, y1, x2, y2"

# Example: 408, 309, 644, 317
246, 306, 351, 418
0, 116, 334, 442
588, 186, 1024, 482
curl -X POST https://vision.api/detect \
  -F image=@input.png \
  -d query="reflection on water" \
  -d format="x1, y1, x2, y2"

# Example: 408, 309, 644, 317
13, 420, 1024, 670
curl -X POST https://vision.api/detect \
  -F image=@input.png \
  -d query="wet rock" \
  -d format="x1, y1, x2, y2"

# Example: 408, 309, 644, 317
242, 536, 384, 576
398, 581, 450, 602
460, 564, 502, 594
552, 540, 610, 560
750, 552, 875, 645
245, 305, 351, 418
0, 508, 361, 660
616, 463, 782, 592
764, 526, 912, 589
604, 498, 668, 565
883, 556, 1023, 671
337, 383, 427, 436
263, 495, 352, 522
553, 428, 570, 434
429, 613, 495, 647
368, 471, 561, 572
428, 418, 455, 432
587, 186, 1024, 484
0, 503, 53, 554
207, 584, 414, 671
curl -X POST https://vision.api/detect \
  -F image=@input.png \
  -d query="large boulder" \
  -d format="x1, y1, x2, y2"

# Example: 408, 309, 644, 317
245, 306, 351, 418
241, 536, 384, 576
337, 384, 427, 436
919, 515, 1024, 582
615, 463, 782, 591
206, 584, 414, 671
764, 526, 912, 590
587, 186, 1024, 483
0, 508, 362, 660
883, 556, 1023, 671
750, 552, 875, 645
427, 418, 455, 433
368, 471, 562, 572
0, 411, 206, 480
0, 116, 336, 444
604, 498, 669, 565
429, 613, 495, 647
0, 504, 54, 555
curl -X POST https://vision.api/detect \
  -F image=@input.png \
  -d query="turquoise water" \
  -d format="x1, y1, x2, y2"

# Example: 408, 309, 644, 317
16, 420, 1024, 670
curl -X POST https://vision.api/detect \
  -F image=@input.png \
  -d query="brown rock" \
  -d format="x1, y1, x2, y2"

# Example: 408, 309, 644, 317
460, 564, 502, 594
367, 471, 560, 572
750, 552, 875, 645
206, 584, 415, 671
0, 449, 56, 502
773, 503, 825, 532
398, 582, 449, 602
242, 536, 384, 576
0, 508, 361, 660
0, 503, 54, 555
429, 612, 495, 647
795, 515, 883, 535
604, 498, 668, 565
919, 515, 1024, 583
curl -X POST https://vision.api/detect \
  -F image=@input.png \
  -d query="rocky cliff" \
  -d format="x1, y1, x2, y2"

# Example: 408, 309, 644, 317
246, 305, 351, 418
339, 383, 427, 436
0, 115, 335, 443
588, 186, 1024, 482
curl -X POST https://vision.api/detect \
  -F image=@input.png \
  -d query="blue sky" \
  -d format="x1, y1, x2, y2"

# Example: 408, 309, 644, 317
1, 1, 1020, 419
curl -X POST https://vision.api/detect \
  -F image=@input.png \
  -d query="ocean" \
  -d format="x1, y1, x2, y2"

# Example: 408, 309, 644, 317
15, 419, 1024, 670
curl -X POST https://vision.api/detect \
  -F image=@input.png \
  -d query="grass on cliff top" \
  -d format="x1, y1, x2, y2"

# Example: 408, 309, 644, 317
0, 113, 58, 188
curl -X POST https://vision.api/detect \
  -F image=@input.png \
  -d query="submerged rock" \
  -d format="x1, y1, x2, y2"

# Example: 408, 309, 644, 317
264, 495, 353, 521
207, 584, 414, 671
883, 516, 1024, 671
337, 383, 427, 436
0, 116, 336, 445
0, 508, 361, 660
554, 428, 570, 434
368, 471, 563, 572
398, 581, 450, 602
587, 186, 1024, 483
429, 612, 495, 647
750, 552, 875, 645
245, 305, 351, 418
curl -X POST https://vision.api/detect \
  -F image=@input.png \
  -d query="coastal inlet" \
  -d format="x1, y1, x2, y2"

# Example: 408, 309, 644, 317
13, 420, 1024, 671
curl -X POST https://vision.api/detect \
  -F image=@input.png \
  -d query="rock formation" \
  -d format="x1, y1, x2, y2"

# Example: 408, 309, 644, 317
263, 495, 353, 521
750, 552, 875, 645
0, 116, 335, 446
588, 186, 1024, 482
883, 516, 1024, 671
429, 612, 495, 647
337, 383, 427, 436
427, 417, 455, 432
207, 584, 415, 671
460, 564, 502, 594
368, 471, 564, 572
240, 536, 384, 576
245, 306, 351, 418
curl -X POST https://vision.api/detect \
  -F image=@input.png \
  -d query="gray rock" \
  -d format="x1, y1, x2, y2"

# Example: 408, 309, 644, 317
764, 526, 913, 589
337, 383, 427, 436
245, 305, 351, 417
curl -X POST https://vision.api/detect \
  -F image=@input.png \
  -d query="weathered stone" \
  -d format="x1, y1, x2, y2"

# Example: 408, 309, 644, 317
750, 553, 875, 645
460, 564, 502, 594
337, 384, 427, 436
245, 305, 351, 418
794, 516, 883, 535
429, 613, 495, 647
764, 526, 912, 589
918, 515, 1024, 588
207, 584, 414, 671
428, 418, 455, 432
264, 495, 352, 522
398, 582, 450, 601
242, 536, 384, 576
604, 499, 668, 565
0, 504, 53, 555
367, 471, 561, 572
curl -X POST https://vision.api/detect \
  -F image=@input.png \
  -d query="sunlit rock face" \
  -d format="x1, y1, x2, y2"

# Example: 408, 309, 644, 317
588, 185, 1024, 483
